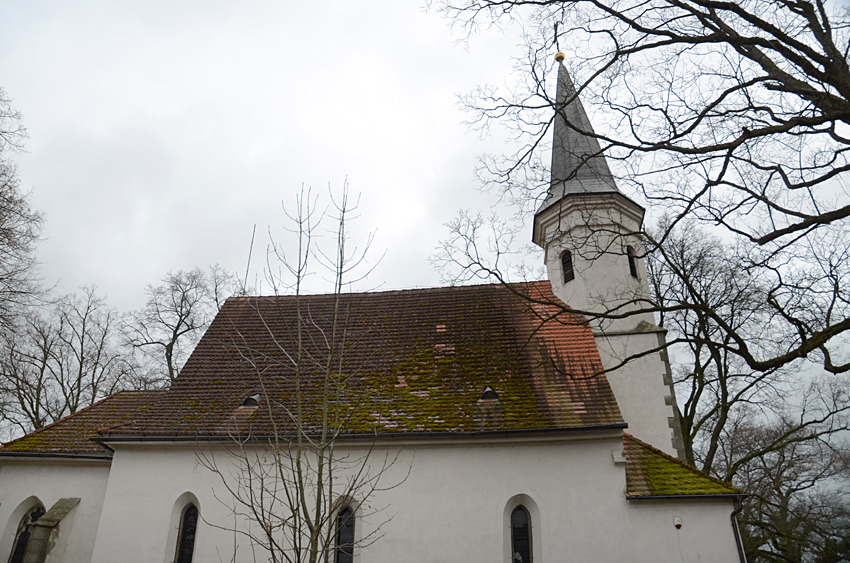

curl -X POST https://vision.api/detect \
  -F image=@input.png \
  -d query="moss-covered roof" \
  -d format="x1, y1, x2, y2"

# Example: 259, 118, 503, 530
624, 433, 742, 498
0, 391, 163, 457
106, 281, 624, 439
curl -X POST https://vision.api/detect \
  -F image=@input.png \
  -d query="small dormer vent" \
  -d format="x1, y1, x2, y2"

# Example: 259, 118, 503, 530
476, 386, 503, 430
242, 393, 261, 407
219, 394, 261, 435
478, 386, 499, 401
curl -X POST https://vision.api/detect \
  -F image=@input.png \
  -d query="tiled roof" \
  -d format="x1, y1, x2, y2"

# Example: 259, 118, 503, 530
109, 281, 623, 438
624, 433, 742, 498
0, 391, 163, 457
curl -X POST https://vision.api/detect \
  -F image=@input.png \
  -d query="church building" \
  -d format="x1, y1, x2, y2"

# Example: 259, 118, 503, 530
0, 55, 747, 563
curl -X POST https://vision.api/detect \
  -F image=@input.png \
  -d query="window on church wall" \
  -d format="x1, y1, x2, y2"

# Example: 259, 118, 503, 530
335, 507, 355, 563
561, 250, 575, 283
511, 506, 532, 563
174, 503, 199, 563
7, 503, 45, 563
626, 245, 638, 278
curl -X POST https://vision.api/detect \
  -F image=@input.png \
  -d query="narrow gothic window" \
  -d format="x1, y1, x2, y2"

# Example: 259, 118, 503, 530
175, 503, 199, 563
8, 504, 45, 563
511, 506, 532, 563
561, 250, 575, 283
335, 507, 355, 563
627, 246, 638, 278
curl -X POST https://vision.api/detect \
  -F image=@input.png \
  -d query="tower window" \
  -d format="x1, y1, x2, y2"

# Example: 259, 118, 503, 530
626, 246, 638, 278
561, 250, 575, 283
335, 507, 355, 563
511, 505, 532, 563
175, 503, 199, 563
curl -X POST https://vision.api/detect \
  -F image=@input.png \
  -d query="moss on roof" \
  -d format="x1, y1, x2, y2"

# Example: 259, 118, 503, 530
624, 433, 742, 498
0, 391, 163, 456
108, 281, 624, 438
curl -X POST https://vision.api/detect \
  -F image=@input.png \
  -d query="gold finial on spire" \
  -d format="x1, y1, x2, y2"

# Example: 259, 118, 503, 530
555, 52, 566, 63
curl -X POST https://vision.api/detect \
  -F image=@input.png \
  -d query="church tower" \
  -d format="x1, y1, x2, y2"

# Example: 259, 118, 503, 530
534, 53, 685, 458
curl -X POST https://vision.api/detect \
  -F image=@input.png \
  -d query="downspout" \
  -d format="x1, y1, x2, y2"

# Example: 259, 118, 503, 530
731, 498, 747, 563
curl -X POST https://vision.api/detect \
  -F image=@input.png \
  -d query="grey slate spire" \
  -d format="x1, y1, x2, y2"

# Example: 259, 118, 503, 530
536, 56, 621, 216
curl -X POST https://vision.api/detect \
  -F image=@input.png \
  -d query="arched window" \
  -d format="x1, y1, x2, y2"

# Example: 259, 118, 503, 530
174, 503, 199, 563
8, 504, 45, 563
335, 507, 355, 563
626, 245, 638, 278
510, 506, 532, 563
561, 250, 575, 283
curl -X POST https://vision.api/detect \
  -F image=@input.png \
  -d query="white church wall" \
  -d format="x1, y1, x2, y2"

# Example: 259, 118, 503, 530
88, 446, 217, 563
624, 500, 742, 562
89, 434, 738, 563
0, 459, 110, 563
595, 332, 681, 458
540, 196, 655, 334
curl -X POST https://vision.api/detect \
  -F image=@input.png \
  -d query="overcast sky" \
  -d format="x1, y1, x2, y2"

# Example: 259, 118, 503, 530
0, 1, 528, 311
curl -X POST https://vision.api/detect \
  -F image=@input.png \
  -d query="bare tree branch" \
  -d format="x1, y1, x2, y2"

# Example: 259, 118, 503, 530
199, 184, 402, 563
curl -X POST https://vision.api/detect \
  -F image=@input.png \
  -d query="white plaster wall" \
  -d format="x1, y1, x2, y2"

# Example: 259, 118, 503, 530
0, 459, 111, 563
596, 332, 679, 457
88, 447, 211, 563
541, 197, 656, 335
90, 436, 740, 563
545, 239, 654, 333
625, 500, 742, 562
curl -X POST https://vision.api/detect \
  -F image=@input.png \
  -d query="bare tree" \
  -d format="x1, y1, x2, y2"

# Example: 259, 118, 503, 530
641, 220, 850, 561
431, 4, 850, 554
123, 265, 239, 386
0, 287, 131, 437
198, 186, 399, 563
0, 87, 42, 331
434, 0, 850, 377
209, 262, 247, 310
646, 220, 779, 469
0, 308, 62, 433
714, 404, 850, 563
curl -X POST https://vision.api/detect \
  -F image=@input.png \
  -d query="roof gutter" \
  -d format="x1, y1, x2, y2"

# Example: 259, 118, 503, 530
93, 422, 628, 446
0, 451, 112, 461
626, 493, 747, 502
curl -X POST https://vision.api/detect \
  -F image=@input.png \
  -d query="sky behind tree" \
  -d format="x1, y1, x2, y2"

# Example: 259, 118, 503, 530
0, 1, 523, 309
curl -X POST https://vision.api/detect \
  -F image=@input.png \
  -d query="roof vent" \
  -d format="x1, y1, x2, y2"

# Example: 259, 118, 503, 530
478, 386, 499, 401
476, 386, 503, 430
242, 393, 261, 407
219, 395, 260, 436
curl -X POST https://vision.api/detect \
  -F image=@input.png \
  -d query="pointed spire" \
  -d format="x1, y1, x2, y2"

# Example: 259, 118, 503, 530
537, 54, 620, 215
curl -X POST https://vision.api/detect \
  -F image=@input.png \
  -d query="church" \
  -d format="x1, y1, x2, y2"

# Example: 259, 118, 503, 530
0, 55, 747, 563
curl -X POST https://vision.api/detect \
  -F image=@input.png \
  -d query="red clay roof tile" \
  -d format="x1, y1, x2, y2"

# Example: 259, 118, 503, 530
0, 391, 163, 456
108, 281, 623, 439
